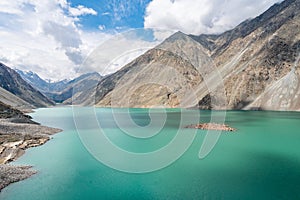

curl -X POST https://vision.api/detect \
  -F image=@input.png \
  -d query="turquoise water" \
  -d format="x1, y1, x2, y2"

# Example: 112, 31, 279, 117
1, 107, 300, 199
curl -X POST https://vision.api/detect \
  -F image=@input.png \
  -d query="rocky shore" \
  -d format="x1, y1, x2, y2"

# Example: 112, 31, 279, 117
0, 165, 36, 192
185, 123, 236, 132
0, 102, 62, 192
0, 118, 61, 164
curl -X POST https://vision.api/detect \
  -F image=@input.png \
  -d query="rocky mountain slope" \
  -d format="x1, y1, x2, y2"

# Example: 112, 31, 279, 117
93, 0, 300, 111
95, 38, 202, 107
18, 70, 102, 105
16, 70, 68, 95
62, 72, 103, 105
0, 63, 54, 108
191, 0, 300, 110
0, 87, 33, 111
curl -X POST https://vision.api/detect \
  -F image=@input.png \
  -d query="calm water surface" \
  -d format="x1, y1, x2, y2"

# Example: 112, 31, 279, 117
1, 107, 300, 200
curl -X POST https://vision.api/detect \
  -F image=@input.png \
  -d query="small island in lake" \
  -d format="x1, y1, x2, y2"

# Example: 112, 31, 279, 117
185, 123, 236, 132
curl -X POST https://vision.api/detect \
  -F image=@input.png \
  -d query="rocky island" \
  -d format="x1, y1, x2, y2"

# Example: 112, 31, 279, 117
185, 123, 236, 132
0, 102, 61, 191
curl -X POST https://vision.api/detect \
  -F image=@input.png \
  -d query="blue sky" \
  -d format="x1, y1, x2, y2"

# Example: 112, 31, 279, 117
66, 0, 151, 32
0, 0, 282, 80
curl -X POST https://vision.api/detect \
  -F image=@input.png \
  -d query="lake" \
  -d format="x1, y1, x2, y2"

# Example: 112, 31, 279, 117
1, 107, 300, 199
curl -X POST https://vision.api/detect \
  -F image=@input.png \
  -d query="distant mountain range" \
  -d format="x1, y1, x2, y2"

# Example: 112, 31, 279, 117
1, 0, 299, 111
16, 70, 69, 94
0, 63, 54, 108
92, 0, 300, 111
17, 70, 102, 105
0, 62, 102, 110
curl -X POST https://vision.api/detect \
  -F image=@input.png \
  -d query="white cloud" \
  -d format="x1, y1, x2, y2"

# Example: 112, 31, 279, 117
81, 29, 168, 75
98, 25, 106, 30
2, 0, 284, 82
0, 0, 163, 81
0, 0, 24, 15
68, 5, 97, 17
0, 0, 104, 81
152, 29, 176, 41
144, 0, 283, 35
101, 12, 110, 16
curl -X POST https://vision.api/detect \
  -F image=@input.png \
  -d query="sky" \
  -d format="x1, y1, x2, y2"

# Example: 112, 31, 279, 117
0, 0, 282, 81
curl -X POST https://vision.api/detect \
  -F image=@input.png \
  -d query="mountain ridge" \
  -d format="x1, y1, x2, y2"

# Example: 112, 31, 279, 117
17, 69, 102, 105
91, 0, 300, 111
0, 63, 54, 108
190, 0, 299, 57
16, 70, 69, 94
192, 0, 300, 110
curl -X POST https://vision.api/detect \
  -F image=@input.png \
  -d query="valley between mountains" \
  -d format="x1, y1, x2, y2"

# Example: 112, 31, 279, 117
0, 0, 300, 192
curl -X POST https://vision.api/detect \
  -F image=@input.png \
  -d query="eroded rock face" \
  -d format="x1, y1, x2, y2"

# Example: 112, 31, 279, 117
96, 46, 205, 108
0, 63, 54, 108
244, 67, 300, 110
194, 0, 300, 111
93, 0, 300, 111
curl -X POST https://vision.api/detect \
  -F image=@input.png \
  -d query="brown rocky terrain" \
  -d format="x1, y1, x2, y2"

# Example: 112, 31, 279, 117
92, 0, 300, 111
62, 72, 103, 105
0, 63, 54, 108
95, 47, 204, 107
0, 87, 33, 111
192, 0, 300, 110
0, 165, 36, 192
0, 101, 61, 191
185, 123, 236, 132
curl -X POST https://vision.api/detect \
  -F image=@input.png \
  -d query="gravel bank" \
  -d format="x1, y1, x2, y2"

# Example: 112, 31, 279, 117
0, 165, 36, 192
0, 118, 62, 192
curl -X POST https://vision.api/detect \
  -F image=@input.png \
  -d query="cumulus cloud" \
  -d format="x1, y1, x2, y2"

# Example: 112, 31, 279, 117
144, 0, 283, 35
43, 21, 84, 64
0, 0, 166, 81
68, 5, 97, 17
81, 29, 170, 75
0, 1, 24, 15
2, 0, 284, 82
43, 21, 82, 48
0, 0, 104, 81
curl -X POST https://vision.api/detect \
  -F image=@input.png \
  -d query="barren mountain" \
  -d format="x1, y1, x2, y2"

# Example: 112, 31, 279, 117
17, 70, 102, 105
61, 72, 102, 105
16, 70, 69, 95
192, 0, 300, 110
93, 0, 300, 111
0, 87, 33, 111
95, 33, 208, 108
0, 63, 54, 108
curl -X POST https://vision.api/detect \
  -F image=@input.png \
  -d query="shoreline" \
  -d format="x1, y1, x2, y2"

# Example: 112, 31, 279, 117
0, 117, 62, 192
